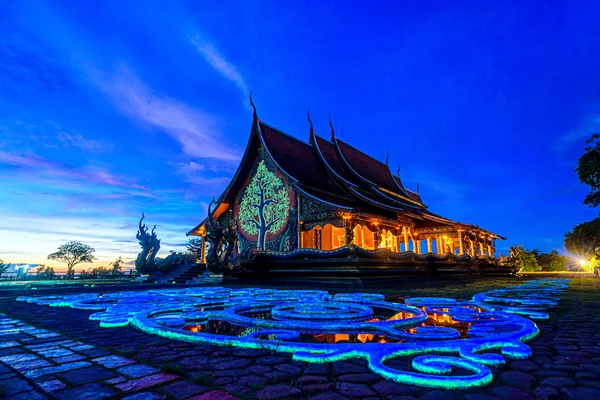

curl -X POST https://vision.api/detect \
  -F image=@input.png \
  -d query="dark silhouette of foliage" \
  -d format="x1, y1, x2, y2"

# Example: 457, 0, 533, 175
565, 217, 600, 271
47, 241, 96, 279
0, 258, 7, 276
576, 133, 600, 208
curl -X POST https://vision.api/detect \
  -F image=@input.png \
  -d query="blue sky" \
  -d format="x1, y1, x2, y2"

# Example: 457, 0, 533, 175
1, 1, 599, 271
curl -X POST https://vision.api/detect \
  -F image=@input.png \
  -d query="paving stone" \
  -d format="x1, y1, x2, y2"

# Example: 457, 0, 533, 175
213, 368, 248, 377
256, 356, 291, 365
213, 377, 233, 386
189, 390, 241, 400
541, 377, 576, 387
561, 387, 600, 399
0, 371, 17, 380
579, 379, 600, 389
0, 377, 34, 396
23, 361, 91, 379
337, 382, 376, 397
105, 376, 127, 384
422, 391, 456, 400
0, 341, 20, 348
159, 380, 208, 398
509, 360, 538, 372
122, 392, 167, 400
491, 386, 535, 400
93, 355, 136, 368
118, 364, 160, 378
298, 375, 329, 386
55, 382, 117, 400
256, 384, 302, 399
533, 386, 560, 400
7, 390, 49, 400
301, 383, 335, 393
372, 381, 421, 395
59, 366, 117, 384
211, 358, 253, 370
497, 370, 536, 388
332, 361, 367, 375
246, 364, 273, 374
307, 393, 349, 400
116, 373, 178, 392
575, 371, 599, 379
463, 393, 498, 400
38, 379, 66, 393
304, 363, 329, 375
337, 372, 380, 383
274, 363, 302, 375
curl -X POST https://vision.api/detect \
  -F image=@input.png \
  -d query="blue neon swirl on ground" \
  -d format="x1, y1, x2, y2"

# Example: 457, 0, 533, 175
17, 278, 569, 390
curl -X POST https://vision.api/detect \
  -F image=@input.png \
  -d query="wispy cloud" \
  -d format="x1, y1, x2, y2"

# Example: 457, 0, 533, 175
0, 150, 149, 193
86, 65, 240, 161
557, 114, 600, 149
189, 36, 248, 96
54, 123, 108, 153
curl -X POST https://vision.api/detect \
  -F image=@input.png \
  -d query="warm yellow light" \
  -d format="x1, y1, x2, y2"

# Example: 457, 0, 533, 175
579, 259, 589, 267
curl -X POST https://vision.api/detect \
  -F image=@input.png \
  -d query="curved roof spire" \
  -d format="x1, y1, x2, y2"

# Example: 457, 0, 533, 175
417, 182, 420, 194
329, 115, 336, 141
249, 91, 257, 119
397, 164, 401, 177
307, 109, 314, 134
385, 150, 389, 165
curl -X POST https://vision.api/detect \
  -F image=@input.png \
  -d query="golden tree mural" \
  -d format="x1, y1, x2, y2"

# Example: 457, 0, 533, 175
239, 160, 290, 250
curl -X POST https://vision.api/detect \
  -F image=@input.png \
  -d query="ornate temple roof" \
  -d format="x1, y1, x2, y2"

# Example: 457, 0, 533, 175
188, 110, 504, 240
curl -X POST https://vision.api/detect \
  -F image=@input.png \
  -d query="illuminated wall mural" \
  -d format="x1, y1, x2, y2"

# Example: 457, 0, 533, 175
18, 278, 569, 390
238, 159, 291, 250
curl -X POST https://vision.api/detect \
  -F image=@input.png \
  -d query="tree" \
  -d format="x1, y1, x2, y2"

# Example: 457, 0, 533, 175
36, 265, 55, 280
576, 133, 600, 208
110, 257, 123, 276
516, 245, 541, 272
47, 241, 96, 279
537, 250, 568, 271
565, 217, 600, 271
239, 160, 291, 250
0, 258, 7, 277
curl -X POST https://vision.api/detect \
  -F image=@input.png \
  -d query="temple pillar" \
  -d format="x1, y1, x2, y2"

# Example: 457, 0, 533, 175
479, 242, 484, 256
436, 236, 442, 254
470, 240, 475, 257
201, 235, 206, 263
458, 231, 464, 255
487, 244, 492, 257
403, 227, 409, 252
427, 237, 432, 253
361, 225, 365, 248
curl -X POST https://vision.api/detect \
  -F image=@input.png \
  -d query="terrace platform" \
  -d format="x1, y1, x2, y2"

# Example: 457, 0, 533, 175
0, 273, 598, 400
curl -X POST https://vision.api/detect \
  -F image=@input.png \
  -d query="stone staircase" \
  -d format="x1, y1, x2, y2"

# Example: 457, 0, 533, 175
169, 263, 207, 284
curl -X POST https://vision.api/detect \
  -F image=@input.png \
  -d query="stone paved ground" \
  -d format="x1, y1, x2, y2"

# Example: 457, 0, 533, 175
0, 275, 598, 400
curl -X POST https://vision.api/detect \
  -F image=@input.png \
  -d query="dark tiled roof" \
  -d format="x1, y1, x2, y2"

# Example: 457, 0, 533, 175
313, 135, 357, 185
259, 122, 351, 201
336, 139, 404, 194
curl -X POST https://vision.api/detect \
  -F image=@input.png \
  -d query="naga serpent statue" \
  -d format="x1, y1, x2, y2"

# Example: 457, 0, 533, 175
205, 199, 238, 272
135, 213, 189, 274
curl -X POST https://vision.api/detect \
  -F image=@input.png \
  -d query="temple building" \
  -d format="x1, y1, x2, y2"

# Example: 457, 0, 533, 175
188, 102, 505, 274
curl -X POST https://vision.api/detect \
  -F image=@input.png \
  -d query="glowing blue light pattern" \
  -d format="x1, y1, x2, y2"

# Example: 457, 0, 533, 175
17, 278, 569, 390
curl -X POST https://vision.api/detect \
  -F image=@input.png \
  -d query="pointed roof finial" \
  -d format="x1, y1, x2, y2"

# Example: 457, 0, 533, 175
397, 164, 401, 177
385, 150, 389, 165
307, 109, 314, 133
329, 115, 336, 141
416, 182, 420, 194
250, 91, 257, 119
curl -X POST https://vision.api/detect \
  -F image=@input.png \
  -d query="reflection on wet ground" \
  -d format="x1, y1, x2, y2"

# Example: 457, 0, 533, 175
179, 296, 482, 344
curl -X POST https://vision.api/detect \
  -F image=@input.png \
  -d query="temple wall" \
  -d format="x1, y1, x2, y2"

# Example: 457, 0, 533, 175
233, 152, 299, 254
